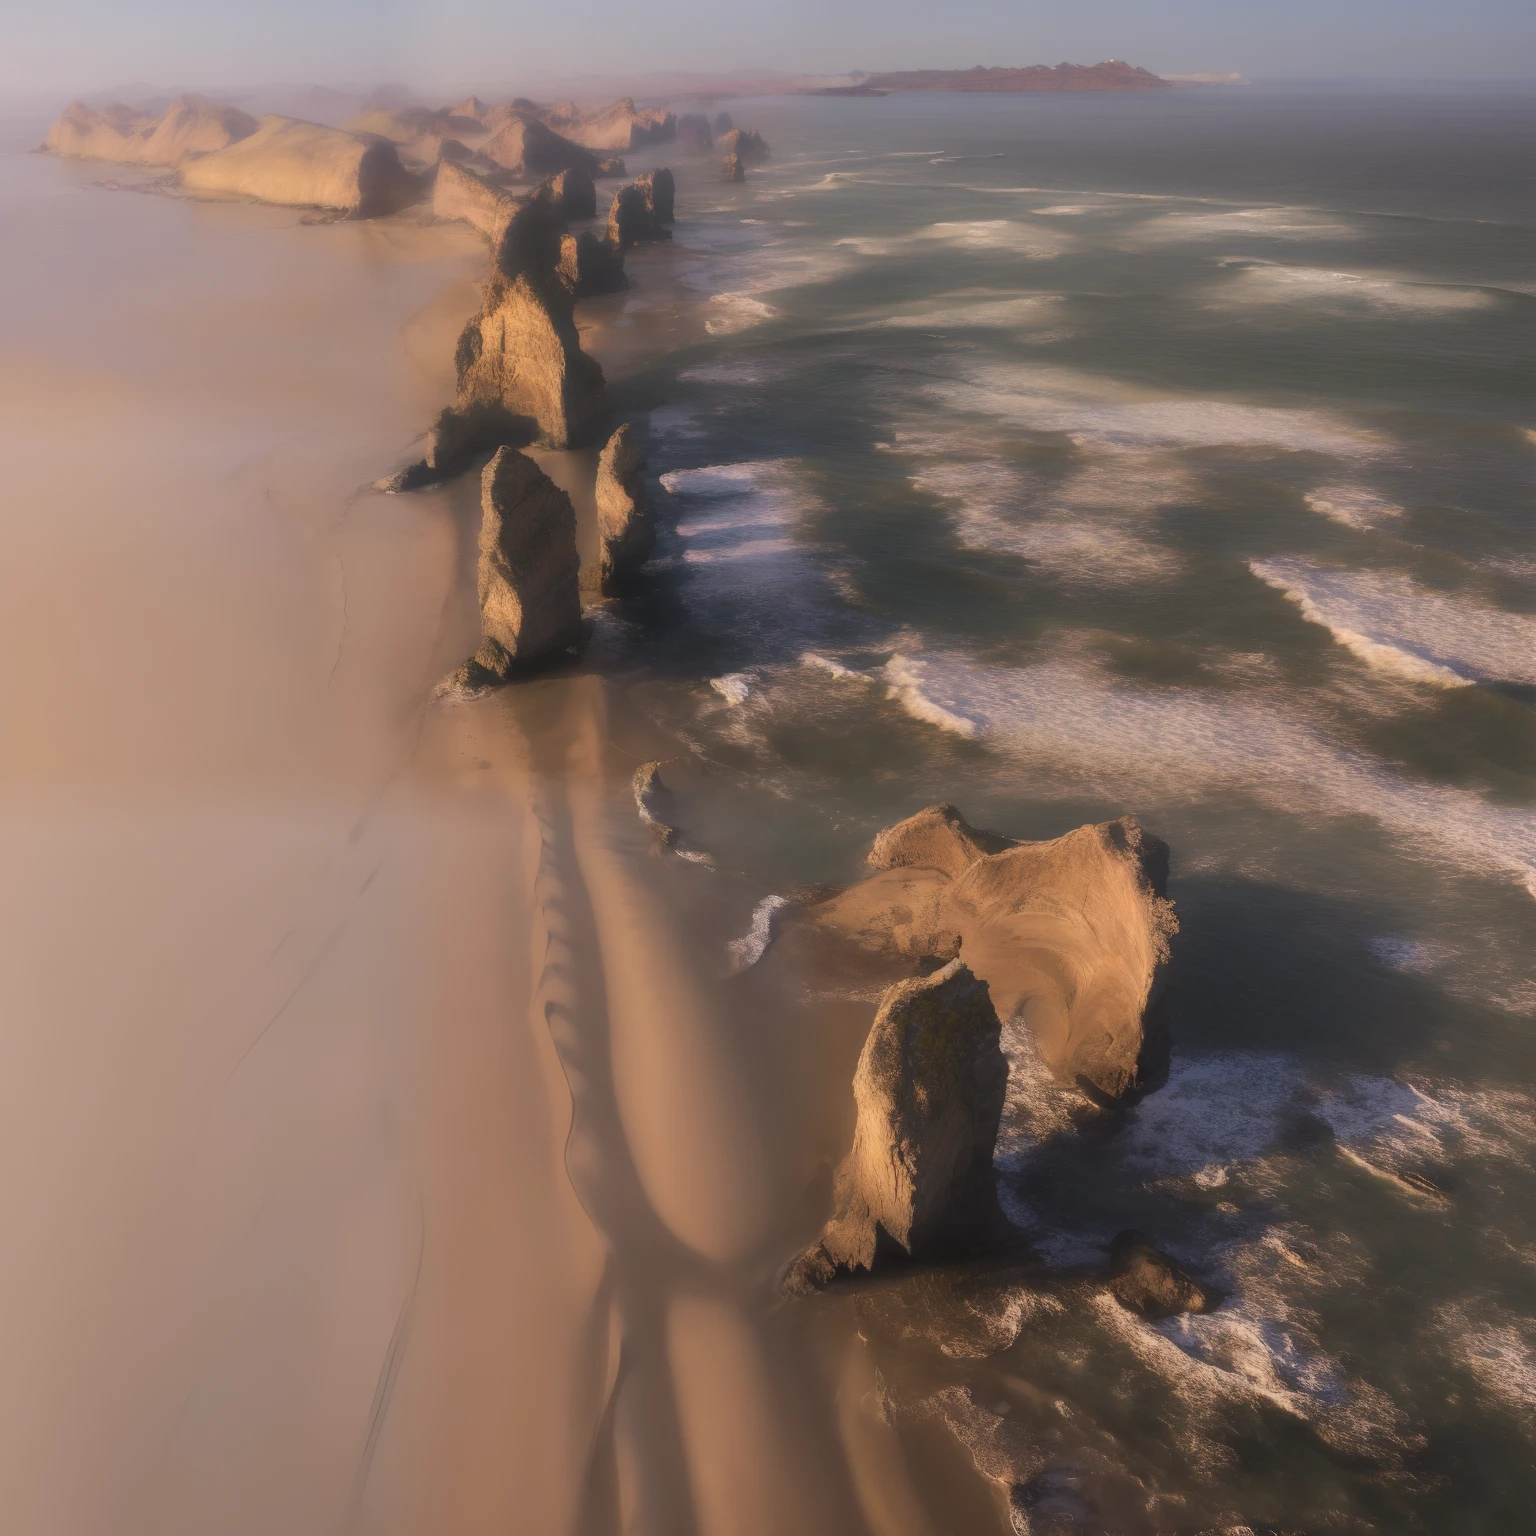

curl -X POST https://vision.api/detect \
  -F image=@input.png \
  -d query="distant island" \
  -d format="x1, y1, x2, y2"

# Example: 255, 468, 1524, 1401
859, 61, 1170, 92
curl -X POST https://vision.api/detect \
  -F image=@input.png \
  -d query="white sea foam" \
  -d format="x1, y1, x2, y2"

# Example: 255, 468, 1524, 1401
877, 294, 1064, 330
646, 403, 705, 440
1367, 935, 1448, 973
1251, 557, 1536, 687
1303, 484, 1405, 530
1130, 207, 1361, 243
1436, 1303, 1536, 1421
1217, 261, 1498, 315
724, 894, 790, 974
918, 220, 1076, 258
679, 357, 793, 386
710, 672, 753, 704
705, 292, 779, 335
875, 649, 1536, 893
799, 651, 862, 681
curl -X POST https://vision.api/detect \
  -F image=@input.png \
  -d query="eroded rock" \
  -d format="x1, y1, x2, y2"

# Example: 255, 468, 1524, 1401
447, 448, 584, 687
787, 960, 1009, 1290
433, 158, 521, 244
533, 165, 597, 220
593, 424, 654, 592
721, 152, 745, 183
44, 96, 257, 167
637, 167, 674, 225
868, 803, 1016, 881
1105, 1231, 1209, 1319
179, 115, 417, 215
677, 113, 713, 151
554, 97, 676, 151
606, 182, 671, 251
716, 126, 770, 164
480, 112, 598, 180
557, 231, 626, 298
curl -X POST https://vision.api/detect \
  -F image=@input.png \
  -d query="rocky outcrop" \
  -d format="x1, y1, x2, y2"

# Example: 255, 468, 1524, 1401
606, 182, 671, 251
1105, 1231, 1209, 1318
592, 424, 654, 592
447, 447, 585, 688
532, 165, 596, 220
713, 111, 734, 135
43, 96, 257, 167
557, 231, 626, 297
344, 105, 483, 165
490, 196, 566, 281
480, 112, 599, 180
433, 158, 521, 245
786, 960, 1009, 1291
676, 113, 713, 151
553, 97, 676, 151
454, 267, 606, 448
796, 808, 1176, 1100
721, 152, 745, 183
636, 167, 674, 225
179, 115, 418, 215
450, 95, 490, 125
716, 127, 770, 164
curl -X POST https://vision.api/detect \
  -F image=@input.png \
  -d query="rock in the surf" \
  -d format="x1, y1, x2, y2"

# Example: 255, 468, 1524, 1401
606, 181, 671, 251
636, 167, 675, 225
449, 447, 584, 685
557, 230, 627, 297
716, 126, 770, 163
592, 424, 654, 592
433, 157, 522, 244
491, 195, 567, 281
721, 152, 745, 183
480, 111, 599, 180
455, 266, 607, 448
1105, 1231, 1209, 1318
798, 811, 1177, 1101
179, 115, 418, 215
786, 959, 1009, 1291
677, 113, 714, 151
533, 165, 597, 220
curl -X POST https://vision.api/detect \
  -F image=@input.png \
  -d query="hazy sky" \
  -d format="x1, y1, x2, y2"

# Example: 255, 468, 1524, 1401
8, 0, 1535, 96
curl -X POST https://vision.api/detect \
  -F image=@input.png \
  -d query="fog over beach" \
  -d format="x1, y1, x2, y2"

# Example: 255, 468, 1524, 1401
1, 11, 1535, 1533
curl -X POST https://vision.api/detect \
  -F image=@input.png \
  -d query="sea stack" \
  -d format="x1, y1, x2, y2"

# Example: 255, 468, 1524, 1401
480, 112, 599, 180
558, 231, 627, 297
607, 182, 671, 251
677, 113, 713, 151
716, 127, 770, 163
786, 960, 1009, 1291
721, 152, 745, 183
448, 447, 585, 687
636, 167, 674, 225
432, 158, 522, 245
178, 116, 417, 215
592, 424, 654, 593
533, 165, 597, 220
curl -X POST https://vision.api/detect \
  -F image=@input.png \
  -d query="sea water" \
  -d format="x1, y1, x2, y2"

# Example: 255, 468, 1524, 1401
608, 83, 1536, 1532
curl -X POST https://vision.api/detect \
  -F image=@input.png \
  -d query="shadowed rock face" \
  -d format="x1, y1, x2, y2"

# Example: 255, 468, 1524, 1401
1106, 1231, 1209, 1318
721, 153, 745, 183
550, 97, 676, 151
533, 165, 596, 220
787, 960, 1009, 1290
450, 94, 490, 124
432, 158, 521, 245
449, 447, 584, 685
800, 807, 1176, 1100
179, 115, 417, 215
713, 111, 734, 135
44, 96, 257, 167
636, 167, 674, 225
455, 269, 607, 449
592, 424, 654, 593
343, 106, 482, 167
606, 183, 671, 251
676, 113, 713, 151
480, 113, 598, 180
557, 231, 626, 298
716, 127, 770, 163
491, 197, 566, 281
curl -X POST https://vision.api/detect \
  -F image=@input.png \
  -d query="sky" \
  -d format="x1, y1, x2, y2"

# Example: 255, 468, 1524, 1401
6, 0, 1535, 98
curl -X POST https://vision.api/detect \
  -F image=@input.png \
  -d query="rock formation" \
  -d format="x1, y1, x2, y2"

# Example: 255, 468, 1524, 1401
433, 158, 521, 245
862, 61, 1171, 93
447, 447, 585, 688
179, 115, 418, 215
713, 111, 734, 135
453, 264, 606, 448
1105, 1231, 1209, 1318
721, 152, 745, 183
532, 165, 596, 220
552, 97, 676, 151
557, 231, 626, 297
787, 960, 1009, 1291
607, 182, 671, 251
344, 105, 483, 166
480, 112, 598, 180
592, 424, 654, 592
43, 96, 257, 167
795, 807, 1177, 1100
676, 113, 713, 151
716, 127, 770, 163
490, 196, 566, 281
450, 95, 490, 125
636, 167, 674, 225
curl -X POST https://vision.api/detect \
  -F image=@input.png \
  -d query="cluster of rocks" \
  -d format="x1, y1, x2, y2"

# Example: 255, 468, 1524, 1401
716, 126, 770, 182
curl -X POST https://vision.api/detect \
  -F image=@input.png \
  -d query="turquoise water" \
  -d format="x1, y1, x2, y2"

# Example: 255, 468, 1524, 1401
609, 85, 1536, 1531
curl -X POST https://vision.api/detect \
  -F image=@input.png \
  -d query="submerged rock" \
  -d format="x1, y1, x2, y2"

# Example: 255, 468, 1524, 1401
716, 126, 770, 163
557, 231, 627, 297
676, 113, 713, 151
593, 424, 654, 592
480, 112, 598, 180
799, 810, 1177, 1100
1105, 1231, 1209, 1318
447, 447, 584, 687
179, 115, 417, 215
432, 158, 521, 244
787, 960, 1009, 1291
721, 152, 745, 183
606, 182, 671, 251
636, 166, 675, 225
44, 96, 257, 167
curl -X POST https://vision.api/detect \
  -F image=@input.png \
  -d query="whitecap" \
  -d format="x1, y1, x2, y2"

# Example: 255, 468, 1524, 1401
725, 894, 790, 974
1303, 484, 1405, 530
1217, 261, 1498, 315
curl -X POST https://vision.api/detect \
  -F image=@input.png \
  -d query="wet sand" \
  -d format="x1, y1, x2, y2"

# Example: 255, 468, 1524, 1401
0, 139, 922, 1535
